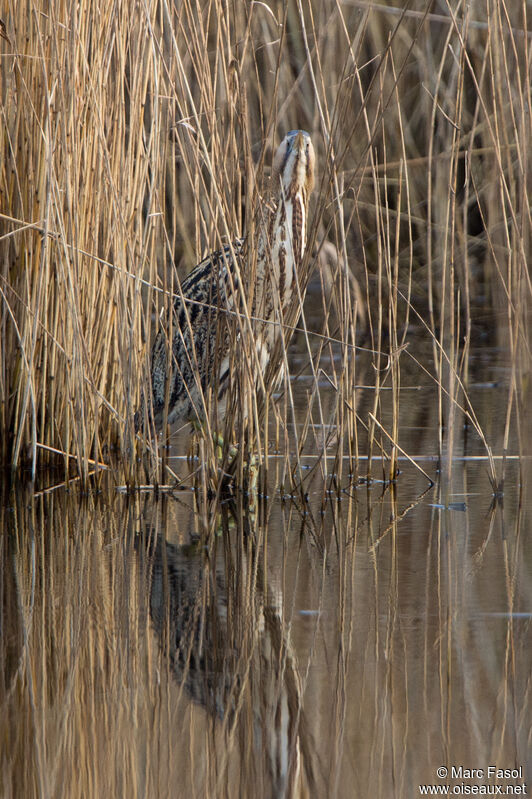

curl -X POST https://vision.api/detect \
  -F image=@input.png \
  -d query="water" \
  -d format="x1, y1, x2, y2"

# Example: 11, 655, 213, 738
1, 331, 531, 798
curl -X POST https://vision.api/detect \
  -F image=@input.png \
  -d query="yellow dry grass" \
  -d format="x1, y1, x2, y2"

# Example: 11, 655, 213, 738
0, 0, 530, 487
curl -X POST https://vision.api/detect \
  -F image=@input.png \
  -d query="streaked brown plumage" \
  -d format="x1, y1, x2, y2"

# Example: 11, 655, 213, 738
138, 130, 315, 432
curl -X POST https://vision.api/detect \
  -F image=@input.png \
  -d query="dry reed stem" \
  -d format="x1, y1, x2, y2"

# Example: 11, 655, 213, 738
0, 0, 529, 487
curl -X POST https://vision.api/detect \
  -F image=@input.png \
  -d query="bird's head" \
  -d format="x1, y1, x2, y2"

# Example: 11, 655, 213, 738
272, 130, 315, 199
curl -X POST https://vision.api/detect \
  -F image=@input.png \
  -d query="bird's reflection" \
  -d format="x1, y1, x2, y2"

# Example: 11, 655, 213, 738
140, 497, 316, 798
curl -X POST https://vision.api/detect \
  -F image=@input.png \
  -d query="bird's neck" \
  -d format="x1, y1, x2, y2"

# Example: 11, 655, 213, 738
255, 188, 307, 316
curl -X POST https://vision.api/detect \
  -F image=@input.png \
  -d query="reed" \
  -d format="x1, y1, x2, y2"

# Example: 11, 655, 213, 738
0, 0, 530, 486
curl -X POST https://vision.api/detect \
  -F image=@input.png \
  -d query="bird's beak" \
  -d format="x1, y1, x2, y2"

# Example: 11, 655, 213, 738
294, 132, 305, 152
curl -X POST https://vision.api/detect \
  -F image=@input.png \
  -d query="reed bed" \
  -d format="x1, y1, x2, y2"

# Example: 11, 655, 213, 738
0, 0, 530, 487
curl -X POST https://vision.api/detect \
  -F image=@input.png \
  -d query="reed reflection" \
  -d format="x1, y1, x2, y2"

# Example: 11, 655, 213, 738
140, 496, 316, 799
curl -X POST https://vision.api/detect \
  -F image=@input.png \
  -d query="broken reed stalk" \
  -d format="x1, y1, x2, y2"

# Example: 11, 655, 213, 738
0, 0, 530, 488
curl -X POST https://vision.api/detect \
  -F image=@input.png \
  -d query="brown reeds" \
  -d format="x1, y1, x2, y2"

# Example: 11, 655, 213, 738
0, 0, 530, 487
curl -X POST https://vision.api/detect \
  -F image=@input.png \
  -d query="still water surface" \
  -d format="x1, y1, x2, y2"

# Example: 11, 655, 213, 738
1, 335, 531, 798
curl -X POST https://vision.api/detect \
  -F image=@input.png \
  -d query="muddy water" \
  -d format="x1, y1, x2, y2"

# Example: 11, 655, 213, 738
1, 332, 531, 798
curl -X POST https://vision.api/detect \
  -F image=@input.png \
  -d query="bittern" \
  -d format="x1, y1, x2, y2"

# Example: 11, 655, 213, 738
138, 130, 315, 434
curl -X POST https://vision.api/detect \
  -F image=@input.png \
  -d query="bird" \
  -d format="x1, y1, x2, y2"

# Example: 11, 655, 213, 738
137, 130, 315, 435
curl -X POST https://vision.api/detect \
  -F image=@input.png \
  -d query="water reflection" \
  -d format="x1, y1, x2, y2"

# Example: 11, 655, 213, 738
0, 530, 24, 704
143, 498, 316, 797
1, 454, 531, 797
